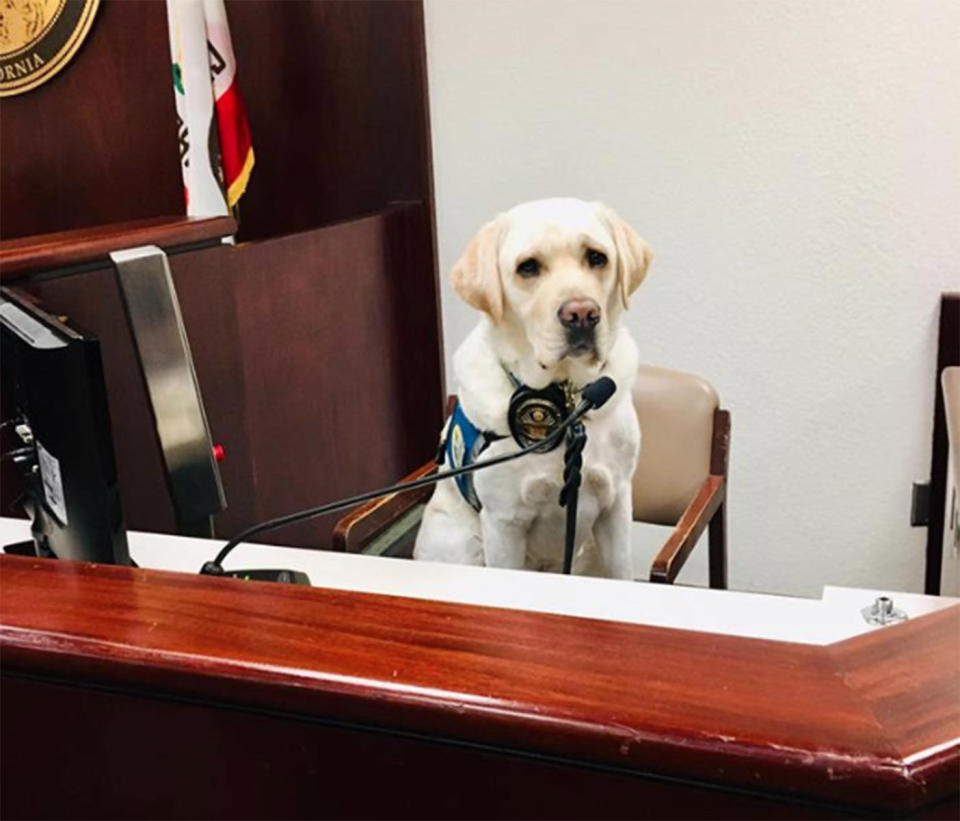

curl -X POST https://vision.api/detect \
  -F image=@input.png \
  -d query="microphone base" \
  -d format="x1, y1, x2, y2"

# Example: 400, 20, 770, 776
200, 561, 310, 585
220, 568, 311, 585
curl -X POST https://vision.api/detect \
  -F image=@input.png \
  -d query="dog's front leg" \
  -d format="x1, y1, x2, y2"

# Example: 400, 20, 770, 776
480, 511, 528, 569
591, 482, 634, 580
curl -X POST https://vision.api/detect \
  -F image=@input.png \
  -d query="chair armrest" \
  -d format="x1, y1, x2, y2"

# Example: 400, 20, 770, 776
649, 475, 725, 584
331, 461, 437, 552
332, 397, 457, 553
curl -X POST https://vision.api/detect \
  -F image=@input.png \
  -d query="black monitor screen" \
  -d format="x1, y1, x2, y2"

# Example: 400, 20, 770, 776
0, 288, 129, 565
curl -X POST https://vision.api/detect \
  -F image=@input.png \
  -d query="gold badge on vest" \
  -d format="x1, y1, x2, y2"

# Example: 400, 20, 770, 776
0, 0, 100, 97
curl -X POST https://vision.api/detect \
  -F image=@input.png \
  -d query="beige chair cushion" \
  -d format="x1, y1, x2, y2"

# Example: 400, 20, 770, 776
631, 365, 719, 526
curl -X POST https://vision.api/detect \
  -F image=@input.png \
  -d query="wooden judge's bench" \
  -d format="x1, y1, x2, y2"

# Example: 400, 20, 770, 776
1, 2, 958, 819
1, 519, 958, 820
0, 0, 446, 548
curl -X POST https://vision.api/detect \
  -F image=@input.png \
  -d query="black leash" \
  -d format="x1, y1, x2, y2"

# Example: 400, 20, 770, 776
559, 420, 587, 574
201, 378, 617, 578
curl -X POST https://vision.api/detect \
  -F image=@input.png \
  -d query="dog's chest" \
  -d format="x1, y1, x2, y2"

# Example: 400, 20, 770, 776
516, 457, 615, 513
473, 399, 638, 519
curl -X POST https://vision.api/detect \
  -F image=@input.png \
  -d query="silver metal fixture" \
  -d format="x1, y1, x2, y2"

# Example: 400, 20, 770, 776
861, 596, 908, 626
111, 246, 226, 536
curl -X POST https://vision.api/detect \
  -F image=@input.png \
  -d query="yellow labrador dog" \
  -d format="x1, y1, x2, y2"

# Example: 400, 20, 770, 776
414, 198, 651, 578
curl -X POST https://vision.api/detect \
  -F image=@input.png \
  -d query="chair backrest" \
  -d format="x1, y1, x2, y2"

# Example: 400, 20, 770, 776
631, 365, 720, 526
944, 366, 960, 492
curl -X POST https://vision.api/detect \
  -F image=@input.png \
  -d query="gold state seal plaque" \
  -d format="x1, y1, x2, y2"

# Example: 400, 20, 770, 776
0, 0, 99, 96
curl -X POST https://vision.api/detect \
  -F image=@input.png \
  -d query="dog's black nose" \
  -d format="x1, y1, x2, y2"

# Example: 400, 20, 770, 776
558, 298, 601, 329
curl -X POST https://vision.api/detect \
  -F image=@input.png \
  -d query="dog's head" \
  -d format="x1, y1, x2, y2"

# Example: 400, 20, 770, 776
452, 198, 652, 386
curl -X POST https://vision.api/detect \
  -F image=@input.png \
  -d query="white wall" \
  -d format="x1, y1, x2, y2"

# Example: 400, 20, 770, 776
423, 0, 960, 596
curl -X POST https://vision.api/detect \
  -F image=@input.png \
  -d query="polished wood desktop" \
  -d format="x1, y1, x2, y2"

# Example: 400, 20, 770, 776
0, 216, 236, 279
1, 535, 957, 820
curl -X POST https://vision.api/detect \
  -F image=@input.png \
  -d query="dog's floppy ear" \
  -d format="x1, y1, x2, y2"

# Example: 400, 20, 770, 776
594, 203, 652, 309
451, 216, 505, 322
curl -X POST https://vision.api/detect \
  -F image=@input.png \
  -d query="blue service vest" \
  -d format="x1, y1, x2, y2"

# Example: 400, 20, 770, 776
443, 400, 503, 512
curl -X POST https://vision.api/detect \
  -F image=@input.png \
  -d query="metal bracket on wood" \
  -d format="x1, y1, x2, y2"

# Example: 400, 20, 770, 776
110, 246, 226, 537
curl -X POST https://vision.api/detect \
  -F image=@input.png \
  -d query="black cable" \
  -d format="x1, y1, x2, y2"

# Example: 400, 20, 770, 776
201, 415, 570, 574
201, 376, 617, 576
1, 446, 34, 463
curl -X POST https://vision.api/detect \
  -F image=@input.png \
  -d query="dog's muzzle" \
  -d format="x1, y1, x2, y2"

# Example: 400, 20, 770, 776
558, 297, 600, 357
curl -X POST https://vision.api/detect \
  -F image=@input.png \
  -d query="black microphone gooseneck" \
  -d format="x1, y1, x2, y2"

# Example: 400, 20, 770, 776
201, 376, 617, 576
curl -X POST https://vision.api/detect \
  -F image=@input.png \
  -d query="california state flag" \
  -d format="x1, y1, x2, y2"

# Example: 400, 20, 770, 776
166, 0, 254, 216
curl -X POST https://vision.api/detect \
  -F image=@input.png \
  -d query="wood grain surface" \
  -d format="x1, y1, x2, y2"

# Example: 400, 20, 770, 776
0, 217, 236, 278
4, 204, 444, 548
0, 1, 436, 248
0, 1, 183, 240
1, 554, 956, 815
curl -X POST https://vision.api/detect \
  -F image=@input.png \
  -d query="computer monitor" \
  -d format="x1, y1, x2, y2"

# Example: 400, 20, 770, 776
0, 287, 130, 565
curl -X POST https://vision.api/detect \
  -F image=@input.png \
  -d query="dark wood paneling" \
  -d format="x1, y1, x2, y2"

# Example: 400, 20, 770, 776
1, 1, 436, 251
1, 554, 957, 815
22, 265, 181, 534
0, 0, 442, 542
225, 0, 434, 242
11, 205, 443, 547
0, 1, 183, 239
174, 205, 444, 545
0, 217, 235, 278
0, 676, 856, 820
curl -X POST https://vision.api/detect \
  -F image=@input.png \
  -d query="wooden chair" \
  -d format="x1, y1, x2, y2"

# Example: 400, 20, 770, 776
333, 366, 730, 588
631, 366, 729, 587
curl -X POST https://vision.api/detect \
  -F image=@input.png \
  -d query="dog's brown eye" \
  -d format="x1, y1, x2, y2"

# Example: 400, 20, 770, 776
516, 258, 541, 278
586, 249, 608, 269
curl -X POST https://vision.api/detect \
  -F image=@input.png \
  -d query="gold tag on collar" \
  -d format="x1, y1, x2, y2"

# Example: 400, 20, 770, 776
507, 382, 570, 452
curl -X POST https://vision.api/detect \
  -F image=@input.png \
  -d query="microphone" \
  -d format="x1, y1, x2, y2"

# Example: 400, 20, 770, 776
200, 376, 618, 577
580, 376, 615, 409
